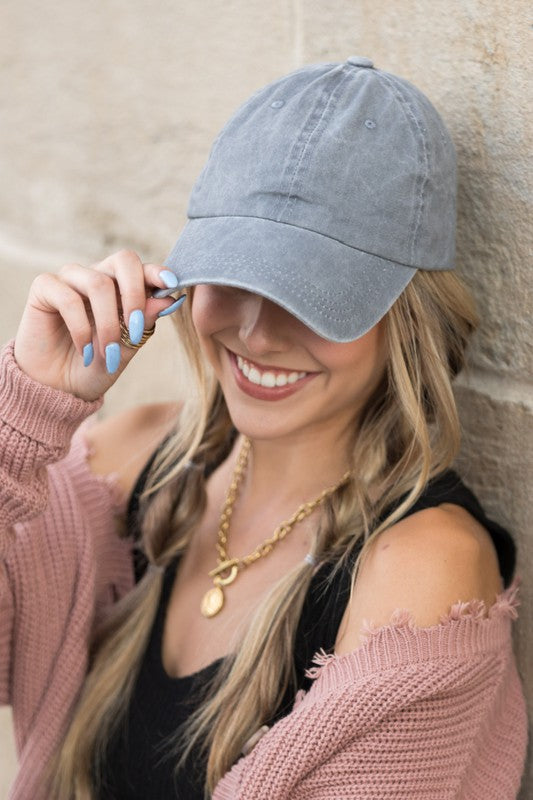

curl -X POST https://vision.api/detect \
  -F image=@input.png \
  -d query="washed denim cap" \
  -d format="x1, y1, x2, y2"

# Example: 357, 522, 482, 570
165, 56, 456, 342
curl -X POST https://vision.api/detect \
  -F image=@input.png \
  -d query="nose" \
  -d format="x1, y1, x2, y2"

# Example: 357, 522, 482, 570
238, 294, 288, 356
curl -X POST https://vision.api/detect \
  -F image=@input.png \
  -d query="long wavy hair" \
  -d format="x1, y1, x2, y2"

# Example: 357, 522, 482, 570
50, 268, 478, 798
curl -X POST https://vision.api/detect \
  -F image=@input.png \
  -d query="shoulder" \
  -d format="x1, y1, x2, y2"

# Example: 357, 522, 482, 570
84, 401, 181, 497
335, 503, 503, 654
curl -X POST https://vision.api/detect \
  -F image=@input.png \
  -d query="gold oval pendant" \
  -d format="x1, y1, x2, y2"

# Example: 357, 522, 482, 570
201, 585, 225, 618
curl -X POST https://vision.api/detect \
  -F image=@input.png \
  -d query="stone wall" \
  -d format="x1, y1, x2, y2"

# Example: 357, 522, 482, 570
1, 1, 531, 796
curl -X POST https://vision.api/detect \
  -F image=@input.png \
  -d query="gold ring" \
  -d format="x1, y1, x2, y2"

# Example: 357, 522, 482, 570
119, 317, 156, 350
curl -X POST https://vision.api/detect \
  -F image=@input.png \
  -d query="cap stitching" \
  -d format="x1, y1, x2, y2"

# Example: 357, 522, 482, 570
278, 69, 354, 224
171, 253, 408, 325
180, 256, 344, 317
378, 72, 429, 263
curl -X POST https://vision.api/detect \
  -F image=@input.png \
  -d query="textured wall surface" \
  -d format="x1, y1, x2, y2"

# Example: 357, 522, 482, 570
0, 1, 531, 796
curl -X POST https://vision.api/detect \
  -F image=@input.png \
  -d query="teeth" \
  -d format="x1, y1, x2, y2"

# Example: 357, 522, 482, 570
248, 367, 261, 385
260, 372, 276, 387
234, 354, 308, 388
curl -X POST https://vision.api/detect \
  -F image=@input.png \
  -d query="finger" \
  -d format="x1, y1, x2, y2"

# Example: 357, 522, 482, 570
29, 272, 93, 356
95, 254, 181, 343
124, 263, 185, 327
95, 253, 180, 301
151, 286, 177, 299
156, 294, 187, 317
144, 265, 180, 295
58, 263, 121, 356
94, 250, 150, 345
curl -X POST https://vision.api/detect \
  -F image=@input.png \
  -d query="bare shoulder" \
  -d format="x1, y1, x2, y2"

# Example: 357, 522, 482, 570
85, 401, 181, 497
335, 504, 503, 655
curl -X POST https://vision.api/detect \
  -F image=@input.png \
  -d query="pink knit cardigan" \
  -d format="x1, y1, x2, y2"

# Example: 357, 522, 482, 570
0, 341, 528, 800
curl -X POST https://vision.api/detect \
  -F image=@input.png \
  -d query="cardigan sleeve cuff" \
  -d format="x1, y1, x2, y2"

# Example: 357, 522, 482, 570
0, 340, 103, 447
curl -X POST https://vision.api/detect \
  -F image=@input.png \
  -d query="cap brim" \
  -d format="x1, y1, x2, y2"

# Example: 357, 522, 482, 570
164, 216, 416, 342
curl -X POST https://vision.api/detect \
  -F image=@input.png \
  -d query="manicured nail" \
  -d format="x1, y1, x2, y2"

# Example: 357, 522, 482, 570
159, 270, 179, 289
128, 309, 145, 345
82, 342, 94, 367
105, 342, 121, 374
152, 286, 176, 299
157, 295, 187, 317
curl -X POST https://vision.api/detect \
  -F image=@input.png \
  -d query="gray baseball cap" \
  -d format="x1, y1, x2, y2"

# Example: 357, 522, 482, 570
165, 56, 456, 342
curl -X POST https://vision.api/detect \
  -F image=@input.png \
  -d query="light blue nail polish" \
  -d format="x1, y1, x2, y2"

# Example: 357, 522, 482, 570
128, 309, 145, 345
105, 342, 121, 374
159, 270, 179, 289
83, 342, 93, 367
157, 295, 187, 317
152, 286, 176, 299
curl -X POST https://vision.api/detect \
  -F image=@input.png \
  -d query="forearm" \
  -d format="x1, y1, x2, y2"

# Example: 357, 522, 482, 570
0, 340, 102, 536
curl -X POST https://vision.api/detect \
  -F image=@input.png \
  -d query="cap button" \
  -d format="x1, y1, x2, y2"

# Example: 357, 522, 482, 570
346, 56, 374, 68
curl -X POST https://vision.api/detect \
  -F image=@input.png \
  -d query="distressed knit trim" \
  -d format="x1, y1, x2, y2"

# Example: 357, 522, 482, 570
70, 420, 128, 514
303, 579, 520, 686
212, 582, 525, 800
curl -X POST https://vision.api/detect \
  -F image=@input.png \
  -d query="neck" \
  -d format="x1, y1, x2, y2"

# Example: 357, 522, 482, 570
238, 427, 353, 509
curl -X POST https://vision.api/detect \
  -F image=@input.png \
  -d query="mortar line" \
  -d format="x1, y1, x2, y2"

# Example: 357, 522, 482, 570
455, 367, 533, 411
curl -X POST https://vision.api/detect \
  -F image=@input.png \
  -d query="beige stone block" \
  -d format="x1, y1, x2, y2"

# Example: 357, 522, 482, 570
454, 380, 533, 798
0, 0, 295, 264
299, 0, 533, 382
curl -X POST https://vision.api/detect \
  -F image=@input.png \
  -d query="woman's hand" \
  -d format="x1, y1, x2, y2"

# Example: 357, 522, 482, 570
14, 250, 185, 402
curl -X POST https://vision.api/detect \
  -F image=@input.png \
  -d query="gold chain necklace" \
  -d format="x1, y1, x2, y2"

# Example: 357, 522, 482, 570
200, 436, 352, 618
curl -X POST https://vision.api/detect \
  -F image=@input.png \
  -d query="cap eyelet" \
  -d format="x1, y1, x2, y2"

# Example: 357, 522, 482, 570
365, 119, 376, 129
270, 100, 285, 109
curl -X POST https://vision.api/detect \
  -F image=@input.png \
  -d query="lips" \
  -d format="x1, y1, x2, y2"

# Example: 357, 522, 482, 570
227, 349, 317, 401
235, 353, 308, 387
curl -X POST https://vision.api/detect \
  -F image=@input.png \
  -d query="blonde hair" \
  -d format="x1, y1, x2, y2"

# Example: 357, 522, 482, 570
50, 269, 478, 798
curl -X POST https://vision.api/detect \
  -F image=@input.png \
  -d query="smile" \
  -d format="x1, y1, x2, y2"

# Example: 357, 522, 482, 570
235, 354, 308, 387
226, 349, 317, 402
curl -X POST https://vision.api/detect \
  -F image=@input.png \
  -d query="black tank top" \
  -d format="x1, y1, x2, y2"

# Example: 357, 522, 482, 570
97, 454, 516, 799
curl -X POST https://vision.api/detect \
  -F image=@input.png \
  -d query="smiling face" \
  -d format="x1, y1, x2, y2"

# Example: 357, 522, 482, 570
191, 285, 387, 447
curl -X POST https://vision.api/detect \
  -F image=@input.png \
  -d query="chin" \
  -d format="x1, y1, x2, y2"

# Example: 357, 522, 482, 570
224, 406, 296, 442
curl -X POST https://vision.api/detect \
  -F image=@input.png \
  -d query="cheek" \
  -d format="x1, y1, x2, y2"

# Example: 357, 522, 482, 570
190, 286, 231, 339
317, 324, 387, 388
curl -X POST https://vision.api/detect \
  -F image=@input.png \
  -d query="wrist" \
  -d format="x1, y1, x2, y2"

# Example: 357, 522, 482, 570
0, 340, 103, 445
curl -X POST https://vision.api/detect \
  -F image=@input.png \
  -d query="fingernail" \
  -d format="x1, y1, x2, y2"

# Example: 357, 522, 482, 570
83, 342, 94, 367
159, 270, 179, 289
152, 286, 176, 299
105, 342, 121, 374
128, 309, 145, 345
157, 295, 187, 317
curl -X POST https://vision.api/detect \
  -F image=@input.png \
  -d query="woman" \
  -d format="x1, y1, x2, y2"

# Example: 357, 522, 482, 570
0, 57, 527, 798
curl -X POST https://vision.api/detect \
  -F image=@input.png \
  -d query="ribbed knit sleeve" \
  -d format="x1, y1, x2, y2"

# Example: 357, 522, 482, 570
212, 583, 527, 800
0, 340, 103, 538
0, 340, 136, 800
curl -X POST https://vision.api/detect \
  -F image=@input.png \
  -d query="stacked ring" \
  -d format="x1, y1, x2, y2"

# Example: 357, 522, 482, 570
119, 317, 156, 350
